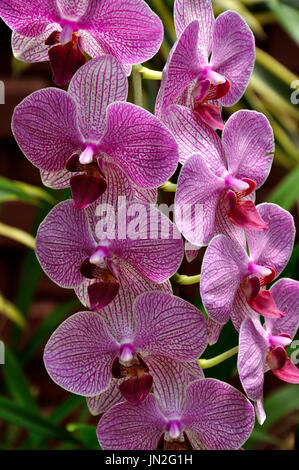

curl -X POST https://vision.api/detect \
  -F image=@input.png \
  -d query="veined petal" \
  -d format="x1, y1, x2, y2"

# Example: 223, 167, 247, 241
175, 153, 224, 247
0, 0, 52, 36
44, 311, 119, 396
87, 379, 125, 416
80, 0, 163, 65
110, 202, 183, 283
174, 0, 215, 55
238, 318, 269, 401
255, 398, 266, 425
35, 200, 96, 288
185, 241, 199, 263
12, 25, 60, 62
12, 88, 83, 172
68, 56, 128, 141
98, 102, 179, 188
265, 279, 299, 338
246, 203, 295, 277
133, 292, 207, 361
55, 0, 91, 20
165, 105, 226, 167
183, 379, 255, 450
200, 235, 249, 324
148, 355, 203, 415
97, 394, 165, 450
40, 168, 70, 189
207, 317, 223, 345
158, 21, 205, 115
230, 287, 260, 332
211, 11, 255, 106
222, 111, 274, 188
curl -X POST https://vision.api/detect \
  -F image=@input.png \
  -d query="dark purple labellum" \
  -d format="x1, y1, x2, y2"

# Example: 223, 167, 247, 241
194, 102, 224, 130
48, 36, 86, 86
272, 358, 299, 384
87, 280, 120, 309
119, 374, 153, 405
70, 173, 107, 210
45, 30, 61, 46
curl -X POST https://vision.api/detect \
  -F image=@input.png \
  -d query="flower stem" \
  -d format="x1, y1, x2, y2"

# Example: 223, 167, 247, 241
130, 65, 143, 107
199, 346, 239, 369
0, 222, 35, 249
137, 66, 162, 80
160, 181, 177, 192
172, 273, 201, 285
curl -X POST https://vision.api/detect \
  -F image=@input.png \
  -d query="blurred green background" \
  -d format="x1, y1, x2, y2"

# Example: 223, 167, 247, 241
0, 0, 298, 450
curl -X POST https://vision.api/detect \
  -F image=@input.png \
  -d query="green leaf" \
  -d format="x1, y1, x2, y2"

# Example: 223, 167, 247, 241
3, 348, 38, 413
49, 395, 85, 424
21, 298, 80, 364
0, 176, 55, 206
268, 166, 299, 210
262, 384, 299, 430
247, 428, 284, 447
268, 0, 299, 46
0, 396, 79, 444
67, 423, 100, 449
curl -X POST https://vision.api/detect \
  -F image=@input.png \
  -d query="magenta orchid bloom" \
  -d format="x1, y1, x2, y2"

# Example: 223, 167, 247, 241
174, 109, 274, 249
36, 199, 184, 310
44, 291, 207, 409
0, 0, 163, 85
238, 278, 299, 425
156, 0, 255, 129
97, 369, 255, 450
12, 56, 179, 210
200, 203, 295, 331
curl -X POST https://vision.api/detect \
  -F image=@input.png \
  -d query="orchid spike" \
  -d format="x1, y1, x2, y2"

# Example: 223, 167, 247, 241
97, 369, 255, 450
174, 109, 274, 248
200, 203, 295, 330
0, 0, 163, 85
12, 56, 179, 209
156, 0, 255, 129
35, 199, 184, 310
44, 291, 206, 410
238, 278, 299, 424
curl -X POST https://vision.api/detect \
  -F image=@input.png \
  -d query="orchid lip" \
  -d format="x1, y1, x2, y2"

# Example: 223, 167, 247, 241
268, 334, 292, 348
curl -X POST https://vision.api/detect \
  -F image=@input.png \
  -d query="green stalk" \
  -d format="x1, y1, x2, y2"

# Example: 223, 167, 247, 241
199, 346, 239, 369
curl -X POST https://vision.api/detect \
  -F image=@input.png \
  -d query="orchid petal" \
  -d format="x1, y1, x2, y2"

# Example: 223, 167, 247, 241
207, 317, 223, 345
238, 318, 269, 401
43, 311, 119, 396
0, 0, 52, 36
211, 11, 255, 106
174, 0, 215, 55
81, 0, 163, 65
246, 203, 295, 277
12, 25, 59, 62
175, 153, 224, 246
35, 200, 96, 288
86, 379, 124, 415
265, 278, 299, 338
222, 111, 274, 188
68, 56, 128, 141
200, 235, 249, 324
12, 87, 83, 172
165, 105, 226, 167
98, 102, 179, 188
158, 21, 204, 115
133, 292, 207, 361
97, 394, 165, 450
183, 379, 255, 449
